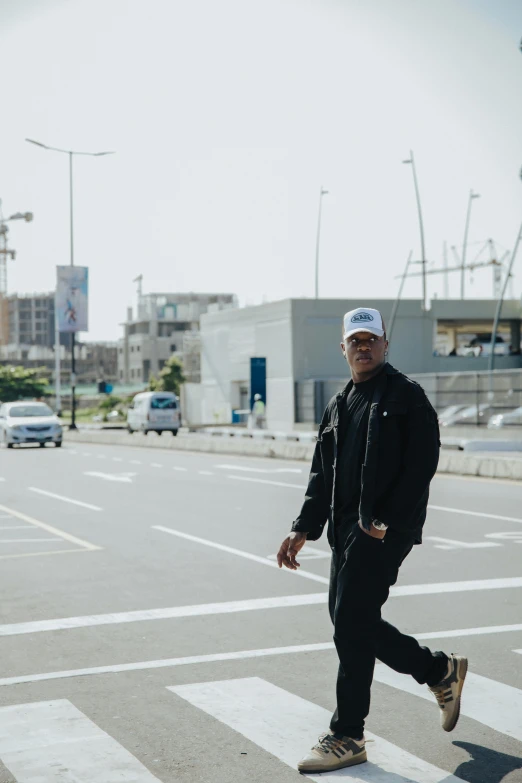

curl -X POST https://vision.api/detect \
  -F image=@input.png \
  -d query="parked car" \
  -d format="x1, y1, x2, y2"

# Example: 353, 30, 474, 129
0, 401, 63, 448
440, 403, 495, 427
487, 406, 522, 429
127, 391, 181, 435
437, 405, 469, 425
462, 334, 510, 357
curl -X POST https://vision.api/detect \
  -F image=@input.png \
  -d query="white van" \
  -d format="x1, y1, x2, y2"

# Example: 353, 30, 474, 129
127, 391, 181, 436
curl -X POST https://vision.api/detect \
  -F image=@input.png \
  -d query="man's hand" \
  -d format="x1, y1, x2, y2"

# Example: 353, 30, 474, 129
277, 532, 308, 570
358, 519, 386, 539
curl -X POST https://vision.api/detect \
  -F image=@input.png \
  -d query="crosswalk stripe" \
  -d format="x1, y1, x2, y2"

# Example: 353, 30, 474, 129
0, 699, 162, 781
169, 677, 462, 782
374, 664, 522, 744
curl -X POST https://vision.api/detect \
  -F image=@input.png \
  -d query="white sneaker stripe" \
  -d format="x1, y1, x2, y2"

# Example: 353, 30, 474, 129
374, 665, 522, 743
0, 699, 162, 782
169, 677, 462, 782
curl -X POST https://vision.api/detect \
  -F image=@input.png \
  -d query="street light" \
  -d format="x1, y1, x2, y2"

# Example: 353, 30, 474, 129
402, 151, 427, 311
314, 186, 328, 299
25, 138, 115, 428
460, 189, 480, 299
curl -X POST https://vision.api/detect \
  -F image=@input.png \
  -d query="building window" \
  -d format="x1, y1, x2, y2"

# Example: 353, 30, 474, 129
170, 343, 177, 352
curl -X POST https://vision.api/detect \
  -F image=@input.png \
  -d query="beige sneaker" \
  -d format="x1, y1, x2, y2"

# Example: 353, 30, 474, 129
429, 653, 468, 732
297, 731, 367, 773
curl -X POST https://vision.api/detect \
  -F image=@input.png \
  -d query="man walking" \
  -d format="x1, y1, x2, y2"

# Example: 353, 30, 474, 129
277, 307, 468, 773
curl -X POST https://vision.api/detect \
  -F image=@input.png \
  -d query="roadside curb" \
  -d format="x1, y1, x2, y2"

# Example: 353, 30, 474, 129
65, 430, 316, 461
65, 430, 522, 481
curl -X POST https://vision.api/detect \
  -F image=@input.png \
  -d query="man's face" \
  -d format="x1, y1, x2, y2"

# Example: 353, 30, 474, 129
340, 331, 388, 376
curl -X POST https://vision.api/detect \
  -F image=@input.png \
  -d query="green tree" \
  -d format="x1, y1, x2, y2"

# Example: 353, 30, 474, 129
0, 366, 49, 403
148, 356, 185, 395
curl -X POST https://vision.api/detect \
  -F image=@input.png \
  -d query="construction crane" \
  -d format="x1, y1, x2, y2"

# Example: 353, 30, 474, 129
396, 238, 510, 297
0, 200, 34, 295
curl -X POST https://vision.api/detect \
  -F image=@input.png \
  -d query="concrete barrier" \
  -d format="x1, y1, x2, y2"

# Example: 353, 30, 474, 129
66, 430, 522, 482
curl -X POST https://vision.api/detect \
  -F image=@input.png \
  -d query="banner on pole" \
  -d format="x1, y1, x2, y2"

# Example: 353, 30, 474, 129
56, 266, 88, 332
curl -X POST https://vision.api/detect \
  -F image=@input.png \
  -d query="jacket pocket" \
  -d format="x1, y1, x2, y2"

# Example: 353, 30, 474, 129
380, 401, 407, 418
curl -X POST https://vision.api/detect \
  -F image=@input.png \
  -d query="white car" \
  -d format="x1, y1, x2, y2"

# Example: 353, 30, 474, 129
127, 391, 181, 435
487, 406, 522, 429
0, 401, 63, 448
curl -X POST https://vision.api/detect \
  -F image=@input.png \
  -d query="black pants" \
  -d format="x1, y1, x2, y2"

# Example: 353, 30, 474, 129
329, 517, 448, 738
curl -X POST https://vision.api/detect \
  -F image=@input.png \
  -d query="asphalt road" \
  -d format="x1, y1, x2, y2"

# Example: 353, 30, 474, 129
0, 439, 521, 782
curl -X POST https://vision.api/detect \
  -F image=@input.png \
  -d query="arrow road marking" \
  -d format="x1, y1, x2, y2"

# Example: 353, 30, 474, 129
84, 471, 136, 483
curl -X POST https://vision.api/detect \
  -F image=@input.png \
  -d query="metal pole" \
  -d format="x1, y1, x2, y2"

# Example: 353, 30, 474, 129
314, 187, 327, 299
460, 190, 475, 300
443, 241, 449, 299
69, 151, 77, 430
387, 250, 413, 347
409, 151, 427, 310
54, 298, 61, 415
488, 220, 522, 385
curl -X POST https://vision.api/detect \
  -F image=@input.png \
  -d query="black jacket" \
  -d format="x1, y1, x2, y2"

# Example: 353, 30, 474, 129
291, 363, 440, 546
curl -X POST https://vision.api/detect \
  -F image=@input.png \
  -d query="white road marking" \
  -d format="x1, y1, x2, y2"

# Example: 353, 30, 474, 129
28, 487, 102, 511
69, 449, 77, 454
151, 463, 163, 468
267, 545, 331, 561
374, 664, 522, 744
416, 623, 522, 640
198, 470, 213, 475
170, 677, 461, 783
3, 623, 522, 686
82, 452, 91, 456
0, 699, 163, 782
153, 526, 522, 596
228, 475, 306, 490
0, 478, 4, 482
429, 504, 522, 525
0, 538, 62, 544
0, 593, 328, 637
173, 466, 188, 471
392, 576, 522, 596
97, 454, 107, 459
153, 525, 329, 585
112, 457, 123, 462
425, 536, 501, 550
0, 504, 101, 551
486, 531, 522, 543
0, 642, 335, 687
0, 526, 34, 530
130, 459, 142, 464
215, 463, 302, 474
84, 471, 135, 483
0, 548, 94, 561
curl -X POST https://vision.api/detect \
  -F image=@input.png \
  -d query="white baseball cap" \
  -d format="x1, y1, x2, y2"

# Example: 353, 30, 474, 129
343, 307, 385, 340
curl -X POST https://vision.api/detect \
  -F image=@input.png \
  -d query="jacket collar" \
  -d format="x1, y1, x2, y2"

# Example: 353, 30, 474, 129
335, 361, 395, 401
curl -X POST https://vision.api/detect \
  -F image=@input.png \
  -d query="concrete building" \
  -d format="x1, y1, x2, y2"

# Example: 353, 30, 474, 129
193, 297, 522, 430
118, 292, 237, 385
0, 341, 118, 386
1, 292, 68, 350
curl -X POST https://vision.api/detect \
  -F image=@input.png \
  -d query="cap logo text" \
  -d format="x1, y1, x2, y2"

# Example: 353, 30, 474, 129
351, 312, 374, 323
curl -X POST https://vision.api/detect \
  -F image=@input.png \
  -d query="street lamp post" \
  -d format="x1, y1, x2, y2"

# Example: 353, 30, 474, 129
314, 186, 328, 299
460, 189, 480, 299
402, 151, 427, 310
25, 139, 114, 429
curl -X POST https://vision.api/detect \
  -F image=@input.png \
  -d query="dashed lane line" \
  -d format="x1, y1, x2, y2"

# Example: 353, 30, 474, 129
28, 487, 102, 511
228, 475, 306, 490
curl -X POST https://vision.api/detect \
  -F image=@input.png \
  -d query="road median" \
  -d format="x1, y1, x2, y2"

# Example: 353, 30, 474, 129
65, 429, 522, 481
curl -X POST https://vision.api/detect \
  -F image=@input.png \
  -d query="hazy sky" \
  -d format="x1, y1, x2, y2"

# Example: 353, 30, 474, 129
1, 0, 521, 341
